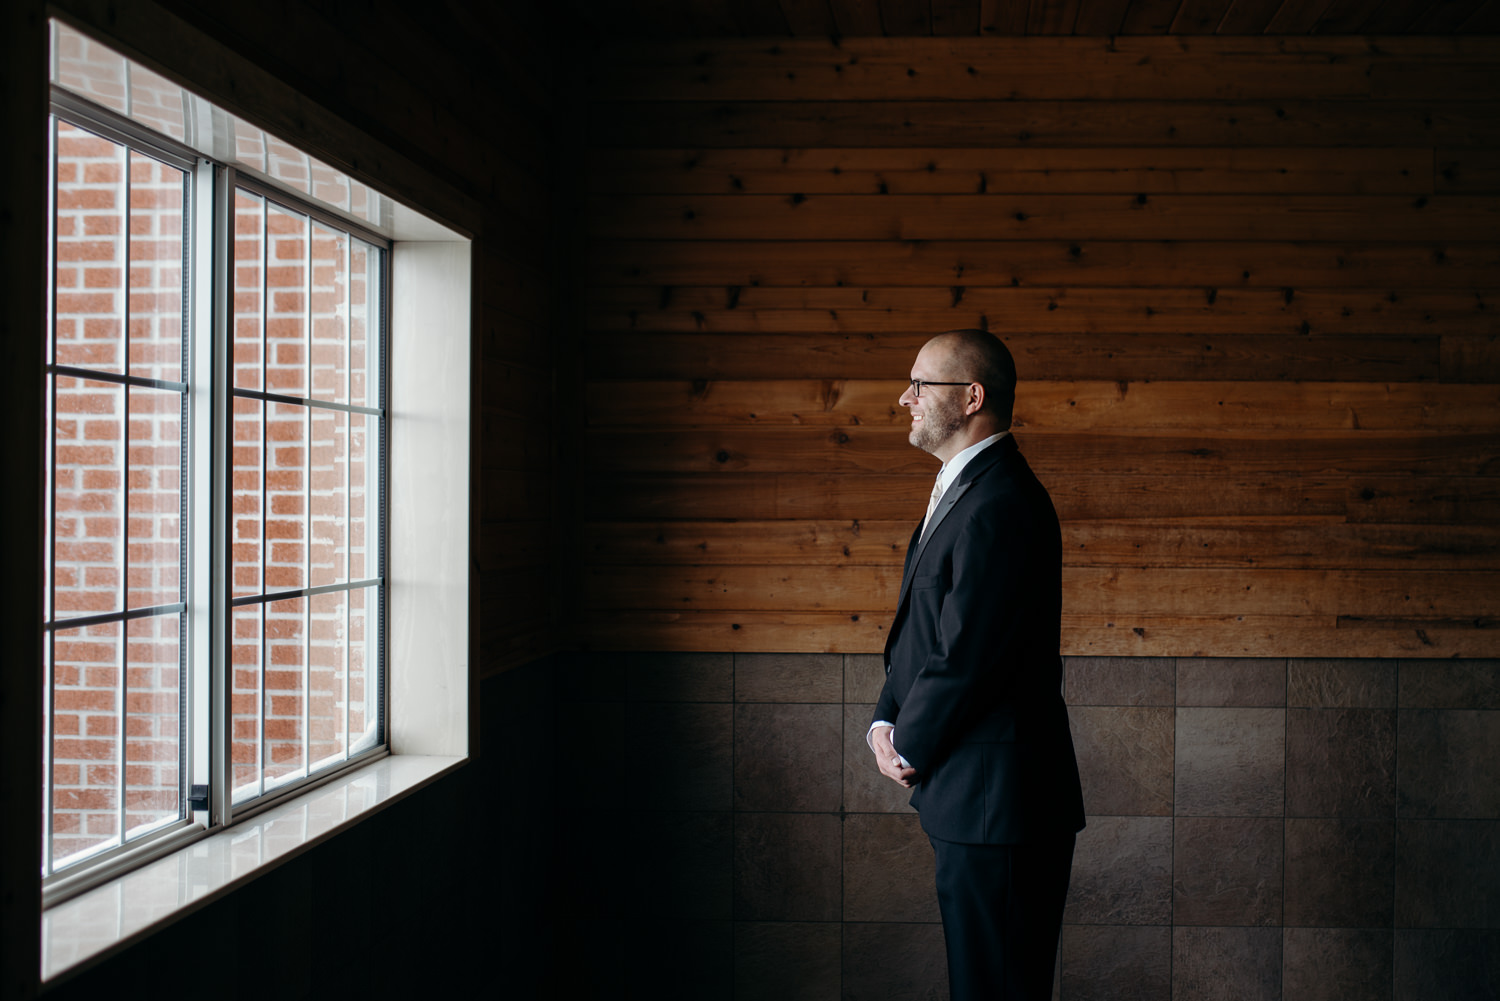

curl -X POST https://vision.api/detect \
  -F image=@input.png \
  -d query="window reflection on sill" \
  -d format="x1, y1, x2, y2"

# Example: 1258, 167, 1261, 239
41, 753, 462, 983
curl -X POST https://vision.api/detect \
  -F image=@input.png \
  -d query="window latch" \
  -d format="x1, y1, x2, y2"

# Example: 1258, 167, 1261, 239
188, 785, 210, 814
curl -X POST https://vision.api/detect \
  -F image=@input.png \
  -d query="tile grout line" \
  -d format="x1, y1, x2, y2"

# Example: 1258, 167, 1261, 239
1391, 657, 1400, 1000
839, 652, 847, 997
1282, 656, 1291, 998
1168, 656, 1177, 1001
730, 649, 737, 993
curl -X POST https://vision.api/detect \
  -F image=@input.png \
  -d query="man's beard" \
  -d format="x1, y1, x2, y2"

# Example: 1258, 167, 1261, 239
909, 396, 964, 454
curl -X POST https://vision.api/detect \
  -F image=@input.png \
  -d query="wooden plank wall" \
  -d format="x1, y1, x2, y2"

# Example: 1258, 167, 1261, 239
579, 35, 1500, 658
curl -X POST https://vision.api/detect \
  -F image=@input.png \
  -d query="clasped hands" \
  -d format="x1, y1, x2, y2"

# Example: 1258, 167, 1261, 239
869, 724, 918, 788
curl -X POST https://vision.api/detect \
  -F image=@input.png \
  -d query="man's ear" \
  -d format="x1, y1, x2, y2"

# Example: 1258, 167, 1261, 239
965, 382, 986, 416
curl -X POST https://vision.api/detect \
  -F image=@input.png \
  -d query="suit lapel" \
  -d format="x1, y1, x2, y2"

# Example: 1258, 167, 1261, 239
887, 438, 1017, 647
916, 479, 969, 552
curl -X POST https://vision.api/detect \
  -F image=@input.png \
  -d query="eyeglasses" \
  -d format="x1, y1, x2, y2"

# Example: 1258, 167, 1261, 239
908, 379, 973, 398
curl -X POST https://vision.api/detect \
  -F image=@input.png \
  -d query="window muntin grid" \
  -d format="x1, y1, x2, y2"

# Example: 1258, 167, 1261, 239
44, 117, 190, 876
228, 183, 385, 805
42, 93, 389, 894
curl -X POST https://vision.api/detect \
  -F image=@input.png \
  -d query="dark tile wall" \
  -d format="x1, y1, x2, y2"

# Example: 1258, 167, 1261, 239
554, 654, 1500, 1000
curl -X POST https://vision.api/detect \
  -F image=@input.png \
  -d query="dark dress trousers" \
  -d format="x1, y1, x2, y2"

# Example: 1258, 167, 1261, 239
873, 435, 1085, 1000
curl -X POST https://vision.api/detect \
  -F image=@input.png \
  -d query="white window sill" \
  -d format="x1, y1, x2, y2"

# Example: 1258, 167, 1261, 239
41, 754, 464, 983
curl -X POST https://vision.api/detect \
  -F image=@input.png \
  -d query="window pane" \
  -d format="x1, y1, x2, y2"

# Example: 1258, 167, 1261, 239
128, 151, 185, 384
231, 603, 264, 803
347, 413, 374, 582
311, 408, 346, 587
53, 25, 128, 115
309, 161, 350, 215
53, 376, 122, 621
127, 387, 182, 609
310, 222, 347, 403
232, 397, 263, 598
44, 377, 54, 622
125, 613, 181, 835
265, 136, 311, 198
51, 621, 122, 866
233, 190, 264, 391
46, 39, 393, 884
309, 590, 345, 768
266, 402, 307, 591
233, 119, 268, 176
126, 64, 186, 143
263, 596, 306, 787
54, 122, 125, 375
224, 208, 385, 809
349, 239, 379, 410
266, 204, 307, 398
349, 586, 377, 755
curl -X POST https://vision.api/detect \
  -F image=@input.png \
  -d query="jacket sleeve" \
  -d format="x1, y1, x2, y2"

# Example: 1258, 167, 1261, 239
872, 670, 900, 730
883, 495, 1039, 776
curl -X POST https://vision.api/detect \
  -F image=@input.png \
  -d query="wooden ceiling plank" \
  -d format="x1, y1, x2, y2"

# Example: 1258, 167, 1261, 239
931, 0, 984, 35
734, 0, 796, 34
829, 0, 889, 33
879, 0, 935, 32
1120, 0, 1188, 32
1171, 0, 1238, 31
1356, 0, 1435, 32
1030, 0, 1086, 32
608, 0, 694, 37
778, 0, 840, 34
1458, 0, 1500, 30
1214, 0, 1287, 31
1267, 0, 1341, 32
981, 0, 1034, 33
1309, 0, 1384, 32
681, 0, 746, 34
1073, 0, 1135, 31
1409, 0, 1490, 31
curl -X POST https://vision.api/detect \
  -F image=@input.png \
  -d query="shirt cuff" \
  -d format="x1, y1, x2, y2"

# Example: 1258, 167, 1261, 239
867, 721, 911, 769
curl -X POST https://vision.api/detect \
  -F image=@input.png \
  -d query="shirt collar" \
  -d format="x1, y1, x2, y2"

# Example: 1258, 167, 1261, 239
937, 431, 1010, 493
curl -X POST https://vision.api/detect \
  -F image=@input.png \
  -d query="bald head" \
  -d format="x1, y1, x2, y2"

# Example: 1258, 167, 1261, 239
927, 328, 1017, 427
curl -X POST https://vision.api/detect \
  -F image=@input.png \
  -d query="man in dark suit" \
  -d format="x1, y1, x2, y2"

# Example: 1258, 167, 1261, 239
868, 328, 1085, 1001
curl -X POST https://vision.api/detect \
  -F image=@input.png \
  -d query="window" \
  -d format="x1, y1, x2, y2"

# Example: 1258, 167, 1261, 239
45, 118, 193, 876
42, 23, 393, 899
227, 186, 386, 804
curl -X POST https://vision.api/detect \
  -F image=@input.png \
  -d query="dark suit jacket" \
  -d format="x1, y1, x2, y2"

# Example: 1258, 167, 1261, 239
874, 434, 1085, 844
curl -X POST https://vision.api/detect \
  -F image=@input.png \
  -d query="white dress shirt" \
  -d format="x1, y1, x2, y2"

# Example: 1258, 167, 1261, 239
868, 431, 1011, 767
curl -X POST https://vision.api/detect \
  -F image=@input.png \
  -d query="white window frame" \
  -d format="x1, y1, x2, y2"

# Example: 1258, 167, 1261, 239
40, 21, 472, 981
